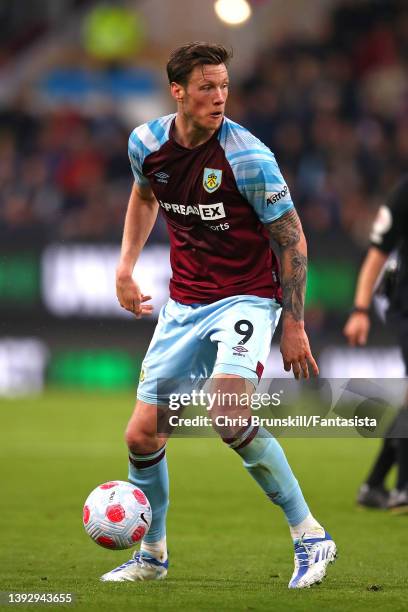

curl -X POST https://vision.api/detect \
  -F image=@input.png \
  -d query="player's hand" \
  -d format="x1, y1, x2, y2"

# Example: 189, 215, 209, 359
116, 273, 153, 319
280, 321, 319, 380
343, 312, 370, 346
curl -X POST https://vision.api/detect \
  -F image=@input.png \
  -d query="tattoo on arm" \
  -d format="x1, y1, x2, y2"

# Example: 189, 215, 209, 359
281, 250, 307, 321
266, 209, 307, 322
267, 208, 300, 247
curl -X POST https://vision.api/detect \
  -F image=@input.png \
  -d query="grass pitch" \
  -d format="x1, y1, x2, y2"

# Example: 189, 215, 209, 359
1, 390, 407, 611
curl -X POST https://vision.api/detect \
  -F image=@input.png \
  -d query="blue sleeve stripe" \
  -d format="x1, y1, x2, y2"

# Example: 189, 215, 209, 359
228, 148, 272, 163
230, 156, 274, 168
262, 202, 294, 223
236, 172, 285, 189
236, 184, 286, 193
129, 131, 151, 160
235, 158, 277, 168
148, 118, 167, 145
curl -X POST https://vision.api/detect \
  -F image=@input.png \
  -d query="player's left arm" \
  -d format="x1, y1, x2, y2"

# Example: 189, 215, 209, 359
265, 209, 319, 379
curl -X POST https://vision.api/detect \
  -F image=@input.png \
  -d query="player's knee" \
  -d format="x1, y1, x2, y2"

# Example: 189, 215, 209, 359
125, 426, 158, 454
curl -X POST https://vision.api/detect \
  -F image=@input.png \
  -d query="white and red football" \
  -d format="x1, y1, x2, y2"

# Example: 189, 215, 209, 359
82, 481, 152, 550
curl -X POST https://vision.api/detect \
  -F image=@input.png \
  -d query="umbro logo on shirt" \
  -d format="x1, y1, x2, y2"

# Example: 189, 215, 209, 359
154, 171, 170, 184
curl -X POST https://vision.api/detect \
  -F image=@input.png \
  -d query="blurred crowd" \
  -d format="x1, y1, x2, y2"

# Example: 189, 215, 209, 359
0, 106, 132, 241
1, 0, 408, 247
235, 0, 408, 248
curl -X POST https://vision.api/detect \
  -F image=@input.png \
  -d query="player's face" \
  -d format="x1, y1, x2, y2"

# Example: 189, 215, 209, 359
177, 64, 229, 131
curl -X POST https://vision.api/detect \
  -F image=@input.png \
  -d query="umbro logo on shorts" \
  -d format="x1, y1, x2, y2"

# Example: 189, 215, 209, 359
232, 345, 248, 356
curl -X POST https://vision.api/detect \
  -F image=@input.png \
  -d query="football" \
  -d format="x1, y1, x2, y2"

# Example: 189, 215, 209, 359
83, 480, 152, 550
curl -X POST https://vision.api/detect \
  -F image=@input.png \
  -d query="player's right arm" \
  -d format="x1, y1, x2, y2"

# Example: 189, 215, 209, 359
116, 182, 159, 318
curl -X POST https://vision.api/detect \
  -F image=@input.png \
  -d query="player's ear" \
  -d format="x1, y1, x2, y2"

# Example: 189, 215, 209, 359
170, 82, 184, 103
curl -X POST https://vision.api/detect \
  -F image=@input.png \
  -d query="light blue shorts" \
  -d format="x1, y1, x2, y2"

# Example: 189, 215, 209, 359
137, 295, 281, 405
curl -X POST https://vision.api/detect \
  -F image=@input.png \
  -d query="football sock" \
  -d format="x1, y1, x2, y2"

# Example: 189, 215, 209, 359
289, 512, 325, 541
141, 536, 168, 562
128, 444, 169, 545
227, 426, 310, 526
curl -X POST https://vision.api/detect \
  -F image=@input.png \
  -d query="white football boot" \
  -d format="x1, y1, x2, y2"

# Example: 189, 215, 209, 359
100, 551, 168, 582
288, 531, 337, 589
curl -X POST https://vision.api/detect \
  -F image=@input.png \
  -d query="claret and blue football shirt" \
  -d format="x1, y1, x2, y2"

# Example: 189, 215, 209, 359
128, 114, 294, 304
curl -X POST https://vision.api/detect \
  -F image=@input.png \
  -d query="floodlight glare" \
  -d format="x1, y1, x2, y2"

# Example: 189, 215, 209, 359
214, 0, 252, 26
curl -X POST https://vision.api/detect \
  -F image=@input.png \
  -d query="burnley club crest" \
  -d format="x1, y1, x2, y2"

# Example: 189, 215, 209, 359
203, 168, 222, 193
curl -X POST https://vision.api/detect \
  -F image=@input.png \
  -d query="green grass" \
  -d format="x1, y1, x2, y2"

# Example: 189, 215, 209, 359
1, 390, 407, 611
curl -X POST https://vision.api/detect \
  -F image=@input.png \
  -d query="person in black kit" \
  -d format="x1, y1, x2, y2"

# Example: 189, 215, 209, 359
344, 176, 408, 512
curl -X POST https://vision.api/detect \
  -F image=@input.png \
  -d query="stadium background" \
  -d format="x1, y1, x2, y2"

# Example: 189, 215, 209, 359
1, 1, 407, 610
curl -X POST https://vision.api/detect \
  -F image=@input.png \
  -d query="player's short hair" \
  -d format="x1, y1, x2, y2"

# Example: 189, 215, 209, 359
166, 42, 232, 86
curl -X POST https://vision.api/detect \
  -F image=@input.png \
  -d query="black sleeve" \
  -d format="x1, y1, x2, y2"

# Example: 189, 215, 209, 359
370, 176, 408, 253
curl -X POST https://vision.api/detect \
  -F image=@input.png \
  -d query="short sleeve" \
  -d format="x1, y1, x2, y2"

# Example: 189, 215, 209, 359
128, 130, 150, 187
370, 177, 408, 253
233, 153, 294, 224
